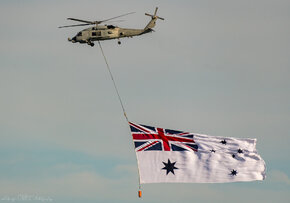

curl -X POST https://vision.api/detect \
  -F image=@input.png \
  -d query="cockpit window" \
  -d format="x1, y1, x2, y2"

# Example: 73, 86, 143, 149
77, 32, 82, 36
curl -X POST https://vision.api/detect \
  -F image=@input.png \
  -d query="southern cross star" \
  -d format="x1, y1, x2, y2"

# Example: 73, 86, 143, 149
231, 169, 238, 176
162, 159, 178, 175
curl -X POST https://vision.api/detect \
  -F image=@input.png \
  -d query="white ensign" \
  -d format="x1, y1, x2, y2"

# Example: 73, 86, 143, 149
129, 122, 266, 184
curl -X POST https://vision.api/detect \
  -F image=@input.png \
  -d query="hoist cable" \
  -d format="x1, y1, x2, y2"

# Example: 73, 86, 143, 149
98, 41, 142, 192
98, 41, 128, 122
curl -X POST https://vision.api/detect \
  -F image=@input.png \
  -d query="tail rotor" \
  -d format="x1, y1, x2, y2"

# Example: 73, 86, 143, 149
144, 7, 164, 30
145, 7, 164, 21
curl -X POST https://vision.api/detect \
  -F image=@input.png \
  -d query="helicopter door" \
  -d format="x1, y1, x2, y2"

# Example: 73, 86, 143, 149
101, 30, 111, 38
92, 31, 101, 38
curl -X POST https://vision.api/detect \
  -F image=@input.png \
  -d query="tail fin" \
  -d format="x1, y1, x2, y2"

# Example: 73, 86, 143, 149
144, 7, 164, 30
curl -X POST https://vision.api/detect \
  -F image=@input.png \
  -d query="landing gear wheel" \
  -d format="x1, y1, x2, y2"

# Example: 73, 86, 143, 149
90, 43, 95, 47
118, 40, 121, 45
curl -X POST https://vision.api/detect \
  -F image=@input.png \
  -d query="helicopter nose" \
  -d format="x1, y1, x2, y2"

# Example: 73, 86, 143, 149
68, 37, 76, 43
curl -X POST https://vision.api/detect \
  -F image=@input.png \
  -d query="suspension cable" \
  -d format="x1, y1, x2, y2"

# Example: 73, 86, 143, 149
98, 41, 142, 195
98, 41, 129, 122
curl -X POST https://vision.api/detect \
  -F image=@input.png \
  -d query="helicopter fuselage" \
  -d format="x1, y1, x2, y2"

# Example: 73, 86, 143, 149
69, 25, 152, 46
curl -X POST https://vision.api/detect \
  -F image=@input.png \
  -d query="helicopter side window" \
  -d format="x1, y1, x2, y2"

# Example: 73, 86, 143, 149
108, 31, 112, 34
92, 31, 101, 37
77, 32, 82, 36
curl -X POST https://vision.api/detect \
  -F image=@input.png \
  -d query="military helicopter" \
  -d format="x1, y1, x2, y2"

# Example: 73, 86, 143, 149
59, 7, 164, 46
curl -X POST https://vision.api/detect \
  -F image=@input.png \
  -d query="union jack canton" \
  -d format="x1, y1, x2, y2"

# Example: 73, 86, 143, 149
129, 122, 198, 152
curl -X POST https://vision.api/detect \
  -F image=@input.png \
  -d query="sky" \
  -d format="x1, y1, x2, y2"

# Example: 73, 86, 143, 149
0, 0, 289, 202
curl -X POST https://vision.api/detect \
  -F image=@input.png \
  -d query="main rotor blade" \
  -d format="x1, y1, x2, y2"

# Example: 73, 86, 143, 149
105, 20, 125, 23
58, 23, 91, 28
99, 12, 135, 23
154, 7, 158, 16
67, 18, 94, 24
64, 11, 135, 27
145, 13, 153, 17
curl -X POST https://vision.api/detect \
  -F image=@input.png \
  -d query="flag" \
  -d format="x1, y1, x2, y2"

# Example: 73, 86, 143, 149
129, 122, 266, 184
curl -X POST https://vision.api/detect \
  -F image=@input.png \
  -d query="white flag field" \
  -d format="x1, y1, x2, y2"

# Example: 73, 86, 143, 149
129, 122, 266, 184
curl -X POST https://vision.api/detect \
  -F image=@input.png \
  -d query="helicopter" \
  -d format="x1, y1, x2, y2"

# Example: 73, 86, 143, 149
59, 7, 164, 46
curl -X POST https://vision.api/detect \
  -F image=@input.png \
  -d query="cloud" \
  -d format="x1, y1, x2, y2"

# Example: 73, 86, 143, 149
1, 166, 290, 203
0, 170, 136, 200
269, 170, 290, 184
